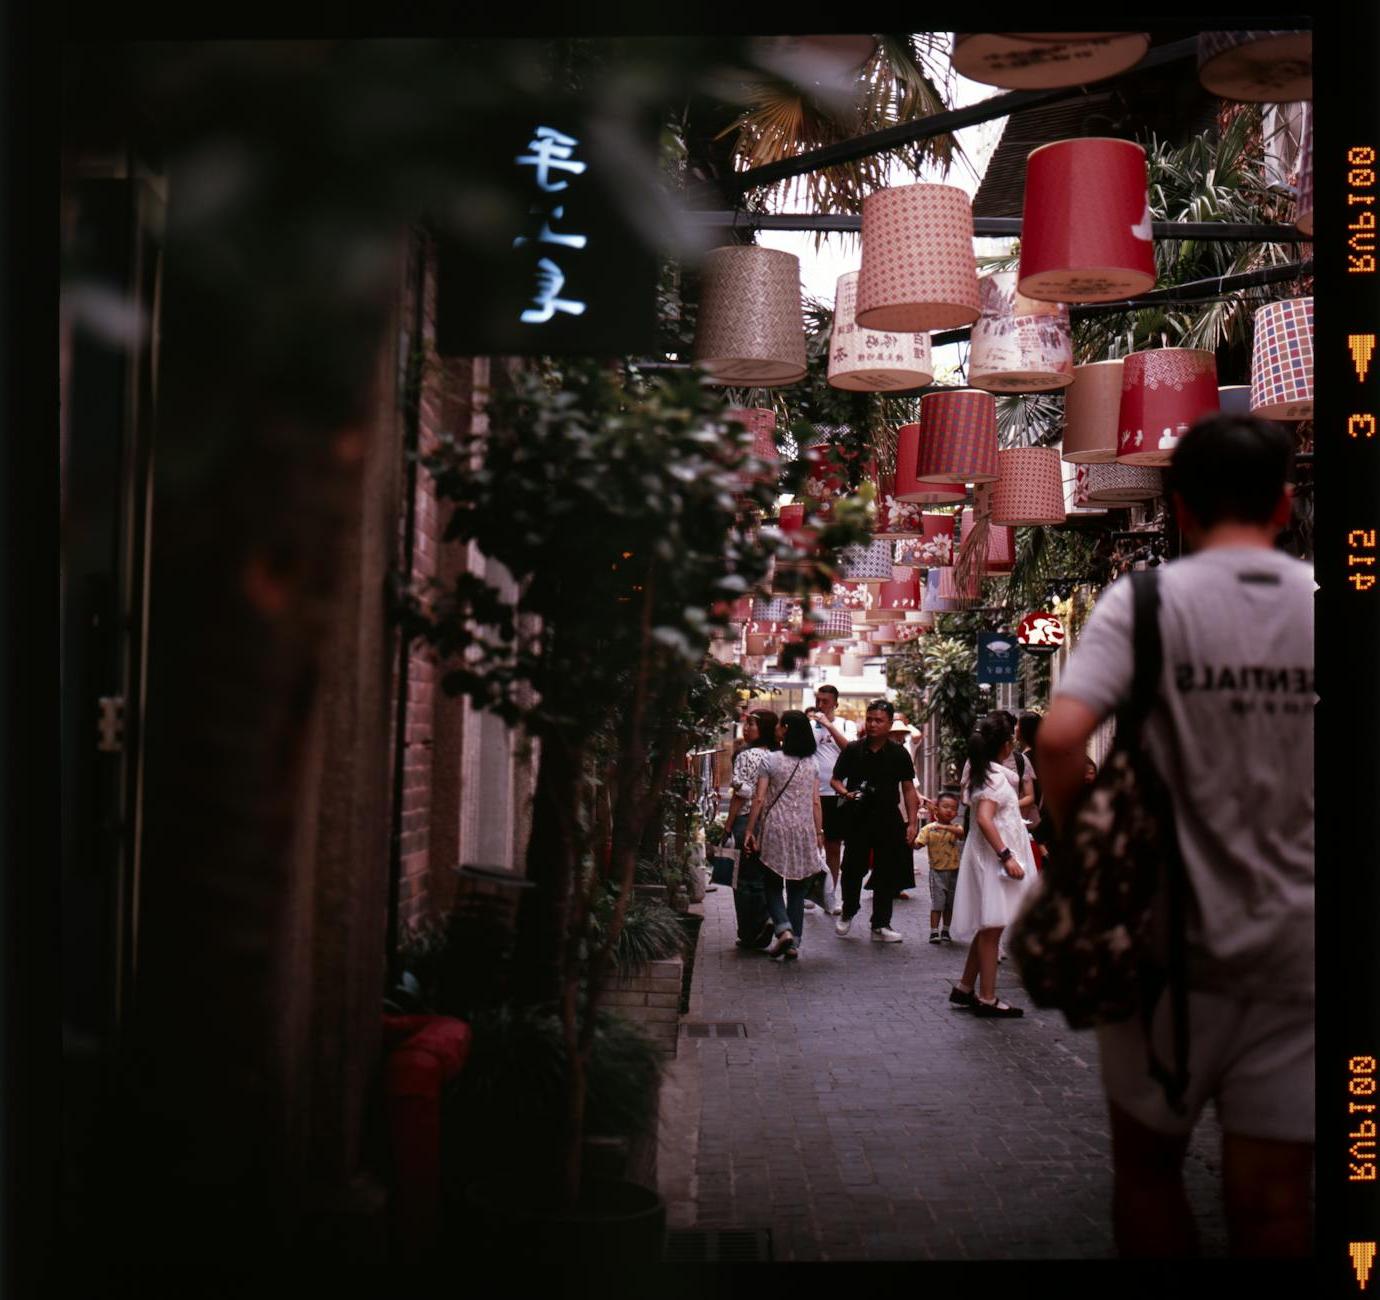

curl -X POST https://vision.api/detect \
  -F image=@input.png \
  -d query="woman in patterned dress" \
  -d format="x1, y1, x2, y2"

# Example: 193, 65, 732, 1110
743, 710, 824, 961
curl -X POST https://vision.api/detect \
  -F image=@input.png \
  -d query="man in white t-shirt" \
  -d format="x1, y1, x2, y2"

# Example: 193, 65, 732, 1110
807, 684, 857, 912
1038, 414, 1313, 1259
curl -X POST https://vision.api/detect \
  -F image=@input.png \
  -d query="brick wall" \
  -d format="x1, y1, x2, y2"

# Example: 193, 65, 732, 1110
604, 958, 684, 1057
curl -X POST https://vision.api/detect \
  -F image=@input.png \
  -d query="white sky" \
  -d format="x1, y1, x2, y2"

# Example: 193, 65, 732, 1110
756, 68, 1014, 384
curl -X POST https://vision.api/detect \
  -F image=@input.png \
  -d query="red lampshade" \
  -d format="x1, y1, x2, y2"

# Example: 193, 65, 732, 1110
1018, 138, 1156, 304
857, 183, 980, 332
862, 575, 922, 623
893, 423, 972, 503
896, 513, 958, 568
1250, 297, 1313, 421
775, 502, 819, 569
1117, 349, 1220, 465
828, 580, 876, 617
951, 32, 1150, 90
915, 390, 998, 484
969, 270, 1073, 393
990, 447, 1067, 526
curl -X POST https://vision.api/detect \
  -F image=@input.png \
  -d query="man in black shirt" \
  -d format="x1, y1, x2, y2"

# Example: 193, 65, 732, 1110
830, 699, 920, 942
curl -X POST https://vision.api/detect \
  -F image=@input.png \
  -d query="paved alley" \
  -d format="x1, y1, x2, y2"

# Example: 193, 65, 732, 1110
661, 852, 1228, 1262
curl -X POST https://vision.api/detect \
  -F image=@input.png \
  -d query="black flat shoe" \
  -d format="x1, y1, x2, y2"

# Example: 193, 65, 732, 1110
948, 986, 976, 1007
972, 998, 1024, 1018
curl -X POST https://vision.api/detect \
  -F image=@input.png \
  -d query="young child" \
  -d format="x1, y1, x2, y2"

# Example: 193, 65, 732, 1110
916, 790, 964, 942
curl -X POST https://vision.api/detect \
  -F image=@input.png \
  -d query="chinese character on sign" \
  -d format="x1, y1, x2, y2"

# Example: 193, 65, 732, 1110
520, 258, 587, 323
514, 126, 591, 328
513, 205, 588, 251
515, 126, 588, 192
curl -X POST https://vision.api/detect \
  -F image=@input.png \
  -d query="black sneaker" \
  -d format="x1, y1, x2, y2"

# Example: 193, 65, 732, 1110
928, 931, 941, 944
940, 930, 952, 943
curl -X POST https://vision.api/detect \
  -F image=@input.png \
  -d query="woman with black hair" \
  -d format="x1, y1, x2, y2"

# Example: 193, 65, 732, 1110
722, 709, 779, 950
946, 715, 1040, 1016
743, 710, 824, 961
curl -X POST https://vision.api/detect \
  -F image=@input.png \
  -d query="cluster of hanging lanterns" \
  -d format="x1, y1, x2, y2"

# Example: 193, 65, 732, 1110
700, 28, 1312, 676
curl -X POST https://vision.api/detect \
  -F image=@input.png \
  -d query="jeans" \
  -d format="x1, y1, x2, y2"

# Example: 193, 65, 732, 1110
762, 869, 807, 939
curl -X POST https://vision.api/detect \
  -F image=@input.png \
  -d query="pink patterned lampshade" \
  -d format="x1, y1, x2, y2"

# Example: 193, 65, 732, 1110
828, 271, 934, 391
1061, 360, 1124, 461
915, 390, 999, 484
990, 447, 1068, 526
1117, 349, 1220, 465
693, 245, 807, 386
725, 406, 778, 488
856, 184, 980, 332
925, 566, 980, 610
894, 422, 973, 503
959, 504, 1016, 573
1083, 461, 1163, 503
969, 271, 1073, 393
951, 32, 1150, 90
1062, 462, 1110, 515
1296, 106, 1312, 236
1250, 297, 1313, 420
838, 539, 894, 584
1198, 30, 1312, 102
870, 623, 900, 645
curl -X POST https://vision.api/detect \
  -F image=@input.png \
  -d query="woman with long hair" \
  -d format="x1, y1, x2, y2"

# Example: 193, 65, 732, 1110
743, 710, 824, 961
946, 715, 1040, 1016
722, 709, 779, 950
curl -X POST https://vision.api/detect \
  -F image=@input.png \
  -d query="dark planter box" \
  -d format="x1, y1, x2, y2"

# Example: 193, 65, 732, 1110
675, 911, 703, 1015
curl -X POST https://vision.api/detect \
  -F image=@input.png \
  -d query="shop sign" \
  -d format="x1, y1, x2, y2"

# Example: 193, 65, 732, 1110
977, 632, 1018, 683
1017, 611, 1066, 653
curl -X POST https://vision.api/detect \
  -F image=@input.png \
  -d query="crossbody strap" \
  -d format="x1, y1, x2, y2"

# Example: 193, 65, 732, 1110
760, 758, 803, 826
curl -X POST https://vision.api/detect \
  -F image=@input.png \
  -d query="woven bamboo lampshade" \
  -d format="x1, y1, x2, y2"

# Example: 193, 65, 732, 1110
990, 447, 1067, 526
1083, 462, 1163, 503
1218, 385, 1252, 415
1062, 461, 1110, 516
725, 406, 779, 488
1198, 30, 1312, 102
838, 539, 894, 584
1061, 360, 1124, 461
950, 32, 1150, 90
1117, 349, 1219, 465
969, 271, 1073, 392
893, 422, 973, 503
1250, 297, 1313, 420
1019, 139, 1156, 303
1296, 106, 1312, 236
913, 390, 999, 484
828, 271, 935, 391
693, 245, 808, 386
856, 183, 980, 332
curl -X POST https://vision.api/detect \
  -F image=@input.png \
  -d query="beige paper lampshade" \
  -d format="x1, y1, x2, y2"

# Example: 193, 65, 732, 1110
905, 609, 936, 629
838, 539, 894, 584
950, 32, 1150, 90
813, 648, 843, 668
1296, 106, 1312, 236
1250, 297, 1313, 421
914, 390, 999, 484
1198, 30, 1312, 103
894, 422, 973, 503
1117, 349, 1220, 466
856, 184, 980, 332
1062, 461, 1110, 516
693, 245, 807, 386
1061, 359, 1124, 462
1083, 462, 1163, 503
990, 447, 1067, 526
969, 271, 1073, 392
828, 271, 934, 391
840, 651, 866, 677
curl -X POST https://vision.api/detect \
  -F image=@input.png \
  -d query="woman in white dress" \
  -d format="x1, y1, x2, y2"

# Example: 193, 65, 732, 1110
743, 710, 824, 962
947, 715, 1039, 1016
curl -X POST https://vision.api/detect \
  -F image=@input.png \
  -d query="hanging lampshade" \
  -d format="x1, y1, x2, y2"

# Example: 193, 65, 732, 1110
914, 390, 999, 484
744, 633, 778, 657
905, 609, 936, 629
870, 622, 901, 645
1218, 384, 1253, 415
1019, 138, 1156, 303
1062, 461, 1110, 516
856, 183, 980, 332
1250, 297, 1313, 421
872, 472, 930, 538
799, 439, 858, 522
725, 406, 779, 489
1083, 462, 1163, 503
1296, 106, 1313, 236
838, 539, 894, 584
813, 648, 843, 668
709, 639, 738, 665
692, 245, 807, 386
862, 575, 923, 623
950, 32, 1150, 90
1061, 360, 1124, 462
959, 500, 1017, 575
922, 567, 978, 612
893, 422, 973, 503
774, 502, 820, 570
896, 622, 927, 643
969, 270, 1073, 393
809, 599, 856, 642
990, 447, 1068, 526
1198, 30, 1312, 103
1117, 349, 1219, 466
828, 271, 934, 391
895, 513, 958, 569
828, 580, 876, 617
840, 651, 866, 677
749, 596, 792, 629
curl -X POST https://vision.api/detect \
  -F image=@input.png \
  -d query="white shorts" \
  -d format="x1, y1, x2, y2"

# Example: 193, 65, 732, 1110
1096, 987, 1314, 1144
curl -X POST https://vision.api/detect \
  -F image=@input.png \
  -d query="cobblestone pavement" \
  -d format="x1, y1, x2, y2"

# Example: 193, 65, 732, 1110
667, 850, 1228, 1262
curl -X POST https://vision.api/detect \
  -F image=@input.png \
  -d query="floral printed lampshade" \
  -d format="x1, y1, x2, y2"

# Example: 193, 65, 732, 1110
894, 513, 958, 568
950, 32, 1150, 89
799, 440, 860, 522
1083, 461, 1163, 503
693, 245, 808, 386
1061, 360, 1124, 462
914, 390, 999, 484
968, 271, 1073, 392
872, 472, 929, 538
725, 406, 779, 489
1250, 297, 1313, 421
838, 539, 895, 585
1117, 349, 1220, 466
1019, 138, 1156, 303
857, 183, 981, 332
828, 271, 934, 391
1062, 461, 1110, 515
828, 580, 876, 618
990, 447, 1067, 526
1198, 30, 1312, 102
894, 422, 973, 503
1296, 106, 1313, 236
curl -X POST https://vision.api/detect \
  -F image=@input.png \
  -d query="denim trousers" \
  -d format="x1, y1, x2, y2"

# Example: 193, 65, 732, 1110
762, 869, 807, 938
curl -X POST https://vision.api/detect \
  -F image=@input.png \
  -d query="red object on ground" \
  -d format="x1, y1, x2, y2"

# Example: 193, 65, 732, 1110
382, 1015, 472, 1257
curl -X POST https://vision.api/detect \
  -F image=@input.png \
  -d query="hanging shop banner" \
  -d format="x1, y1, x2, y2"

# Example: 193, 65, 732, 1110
435, 95, 660, 356
1016, 611, 1066, 654
977, 632, 1019, 683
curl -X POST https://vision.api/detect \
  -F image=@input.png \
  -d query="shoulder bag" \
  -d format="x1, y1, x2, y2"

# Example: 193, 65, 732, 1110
738, 757, 803, 883
1007, 571, 1191, 1113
